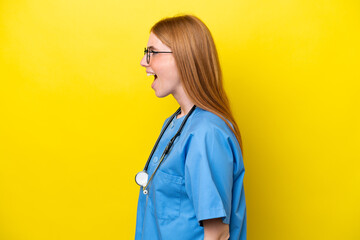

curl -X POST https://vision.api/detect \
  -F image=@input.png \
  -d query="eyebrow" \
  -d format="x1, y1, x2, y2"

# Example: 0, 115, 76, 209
147, 46, 158, 50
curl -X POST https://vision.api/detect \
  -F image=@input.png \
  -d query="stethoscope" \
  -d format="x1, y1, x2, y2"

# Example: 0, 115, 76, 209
135, 105, 196, 195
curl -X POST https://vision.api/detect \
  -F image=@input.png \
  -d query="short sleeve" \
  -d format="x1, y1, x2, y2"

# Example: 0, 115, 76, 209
184, 124, 234, 226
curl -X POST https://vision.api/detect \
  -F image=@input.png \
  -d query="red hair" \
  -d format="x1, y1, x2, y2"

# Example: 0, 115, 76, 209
151, 15, 242, 149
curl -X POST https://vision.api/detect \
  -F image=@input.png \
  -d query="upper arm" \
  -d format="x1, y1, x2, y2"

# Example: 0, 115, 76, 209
184, 124, 235, 224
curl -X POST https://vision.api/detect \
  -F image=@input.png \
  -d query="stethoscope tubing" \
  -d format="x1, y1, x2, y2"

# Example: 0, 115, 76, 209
143, 107, 181, 171
137, 105, 196, 193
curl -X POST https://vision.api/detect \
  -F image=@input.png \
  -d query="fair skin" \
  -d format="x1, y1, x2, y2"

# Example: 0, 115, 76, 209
140, 32, 230, 240
140, 32, 194, 118
203, 218, 230, 240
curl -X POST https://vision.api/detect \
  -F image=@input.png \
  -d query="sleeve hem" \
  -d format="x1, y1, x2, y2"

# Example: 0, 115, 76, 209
197, 207, 228, 226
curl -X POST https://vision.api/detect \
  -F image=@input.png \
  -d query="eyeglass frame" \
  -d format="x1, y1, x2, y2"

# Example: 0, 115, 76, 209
144, 47, 173, 64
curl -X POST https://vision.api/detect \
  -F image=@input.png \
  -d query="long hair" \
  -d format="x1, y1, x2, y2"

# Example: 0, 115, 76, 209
151, 15, 243, 149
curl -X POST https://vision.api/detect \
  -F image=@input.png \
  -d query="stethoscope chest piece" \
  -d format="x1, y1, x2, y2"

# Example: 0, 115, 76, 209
135, 171, 148, 187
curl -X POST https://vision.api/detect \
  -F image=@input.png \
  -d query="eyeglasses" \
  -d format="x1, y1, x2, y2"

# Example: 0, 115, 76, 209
144, 47, 173, 64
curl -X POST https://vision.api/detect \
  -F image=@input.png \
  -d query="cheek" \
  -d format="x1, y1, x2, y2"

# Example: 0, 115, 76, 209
166, 62, 180, 79
153, 58, 180, 81
169, 68, 181, 84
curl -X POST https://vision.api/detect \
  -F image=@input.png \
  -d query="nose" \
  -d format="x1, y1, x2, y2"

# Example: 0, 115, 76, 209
140, 55, 148, 67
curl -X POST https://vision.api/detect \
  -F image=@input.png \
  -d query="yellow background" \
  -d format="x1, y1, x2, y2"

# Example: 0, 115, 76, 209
0, 0, 359, 239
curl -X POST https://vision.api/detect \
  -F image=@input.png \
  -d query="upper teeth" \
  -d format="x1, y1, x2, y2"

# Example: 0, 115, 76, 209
147, 73, 155, 76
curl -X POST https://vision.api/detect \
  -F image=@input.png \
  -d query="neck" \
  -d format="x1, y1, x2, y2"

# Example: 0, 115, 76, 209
173, 88, 195, 119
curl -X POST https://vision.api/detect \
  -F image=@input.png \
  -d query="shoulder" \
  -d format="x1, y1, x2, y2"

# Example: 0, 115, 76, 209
182, 107, 243, 169
186, 107, 236, 141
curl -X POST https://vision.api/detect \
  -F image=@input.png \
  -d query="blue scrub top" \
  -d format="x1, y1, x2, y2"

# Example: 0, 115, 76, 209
135, 107, 246, 240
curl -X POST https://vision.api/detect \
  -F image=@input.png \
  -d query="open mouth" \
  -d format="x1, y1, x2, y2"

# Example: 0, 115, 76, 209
147, 72, 158, 89
147, 72, 158, 80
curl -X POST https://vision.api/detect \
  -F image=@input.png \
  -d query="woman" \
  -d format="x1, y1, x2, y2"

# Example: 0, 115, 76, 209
135, 15, 246, 240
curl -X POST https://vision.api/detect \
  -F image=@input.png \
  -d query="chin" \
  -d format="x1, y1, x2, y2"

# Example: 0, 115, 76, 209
154, 91, 170, 98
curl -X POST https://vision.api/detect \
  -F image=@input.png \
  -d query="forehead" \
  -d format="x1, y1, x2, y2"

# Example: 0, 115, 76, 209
147, 32, 171, 50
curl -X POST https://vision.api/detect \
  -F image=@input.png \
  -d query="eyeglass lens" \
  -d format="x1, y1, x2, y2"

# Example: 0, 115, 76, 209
144, 48, 150, 64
